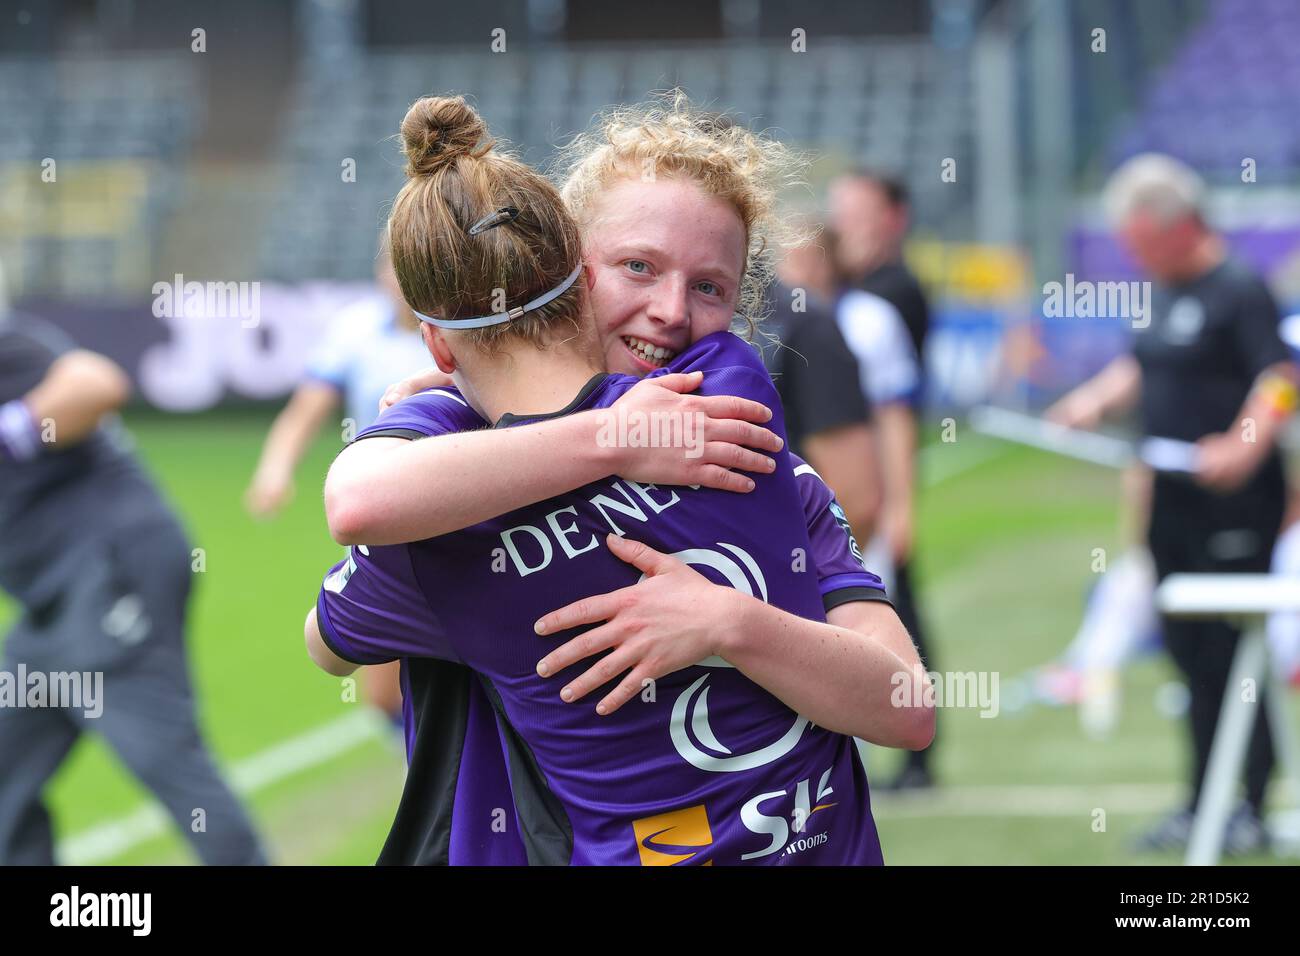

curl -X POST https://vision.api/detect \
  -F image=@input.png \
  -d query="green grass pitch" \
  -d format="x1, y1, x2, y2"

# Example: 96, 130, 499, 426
1, 407, 1294, 864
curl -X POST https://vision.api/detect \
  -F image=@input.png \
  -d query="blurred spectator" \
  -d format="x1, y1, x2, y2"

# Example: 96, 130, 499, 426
1049, 153, 1298, 854
830, 175, 937, 790
245, 238, 430, 727
830, 171, 931, 362
0, 309, 265, 865
245, 241, 428, 520
764, 251, 882, 551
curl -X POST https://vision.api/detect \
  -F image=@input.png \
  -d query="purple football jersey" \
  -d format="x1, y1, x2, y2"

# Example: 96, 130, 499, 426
320, 332, 887, 865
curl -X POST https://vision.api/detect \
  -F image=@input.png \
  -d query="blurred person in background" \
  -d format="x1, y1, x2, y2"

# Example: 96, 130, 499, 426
766, 239, 882, 553
774, 232, 913, 554
0, 307, 265, 865
245, 239, 428, 519
246, 238, 430, 727
1266, 316, 1300, 688
815, 184, 938, 791
830, 171, 931, 366
1048, 153, 1298, 854
1041, 465, 1161, 737
780, 210, 935, 790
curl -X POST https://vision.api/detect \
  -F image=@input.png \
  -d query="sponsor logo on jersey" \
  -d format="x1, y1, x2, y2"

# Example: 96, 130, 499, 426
672, 673, 810, 772
660, 544, 813, 773
632, 804, 714, 866
740, 765, 837, 861
631, 767, 838, 863
1163, 296, 1206, 345
828, 501, 865, 564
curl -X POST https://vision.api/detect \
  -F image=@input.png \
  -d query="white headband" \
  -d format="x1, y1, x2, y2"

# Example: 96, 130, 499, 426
412, 261, 584, 330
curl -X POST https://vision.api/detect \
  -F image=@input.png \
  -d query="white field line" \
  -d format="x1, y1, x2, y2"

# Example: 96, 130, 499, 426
870, 782, 1181, 819
57, 709, 387, 865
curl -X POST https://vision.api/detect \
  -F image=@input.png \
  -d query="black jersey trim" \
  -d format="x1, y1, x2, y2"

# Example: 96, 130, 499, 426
314, 590, 381, 666
354, 427, 428, 442
377, 658, 473, 865
474, 673, 574, 865
494, 373, 610, 428
823, 587, 894, 613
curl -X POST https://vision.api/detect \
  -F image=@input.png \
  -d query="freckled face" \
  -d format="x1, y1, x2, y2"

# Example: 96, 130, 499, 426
580, 177, 747, 376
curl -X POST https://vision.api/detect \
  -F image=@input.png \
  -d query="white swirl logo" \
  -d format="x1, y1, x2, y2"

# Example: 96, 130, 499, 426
655, 544, 810, 773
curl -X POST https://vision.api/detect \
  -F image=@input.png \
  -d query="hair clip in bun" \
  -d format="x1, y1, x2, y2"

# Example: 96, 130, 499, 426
468, 206, 520, 236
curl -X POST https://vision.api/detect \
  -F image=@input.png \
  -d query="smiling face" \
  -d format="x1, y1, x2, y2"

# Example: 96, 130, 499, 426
580, 176, 747, 376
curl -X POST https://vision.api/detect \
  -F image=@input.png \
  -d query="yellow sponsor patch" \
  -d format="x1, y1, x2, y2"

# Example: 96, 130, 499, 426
632, 804, 714, 866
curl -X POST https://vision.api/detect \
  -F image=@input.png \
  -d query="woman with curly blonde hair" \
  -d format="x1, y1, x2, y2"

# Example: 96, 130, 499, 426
310, 93, 927, 865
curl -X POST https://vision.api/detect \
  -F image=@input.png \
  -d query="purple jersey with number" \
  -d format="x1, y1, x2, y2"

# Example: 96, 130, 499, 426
319, 332, 888, 865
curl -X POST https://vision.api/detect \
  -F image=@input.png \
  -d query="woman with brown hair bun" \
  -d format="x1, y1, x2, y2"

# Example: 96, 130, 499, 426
305, 95, 928, 865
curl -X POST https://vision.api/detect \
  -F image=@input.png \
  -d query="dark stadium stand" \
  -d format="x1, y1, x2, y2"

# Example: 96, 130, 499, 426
0, 53, 201, 298
258, 39, 976, 282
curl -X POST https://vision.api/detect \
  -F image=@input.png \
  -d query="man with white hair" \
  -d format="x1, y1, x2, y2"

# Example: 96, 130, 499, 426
1050, 153, 1298, 854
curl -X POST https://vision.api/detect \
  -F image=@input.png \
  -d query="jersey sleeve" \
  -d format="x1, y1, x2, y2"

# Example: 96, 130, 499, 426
303, 302, 376, 390
1230, 272, 1290, 380
781, 312, 873, 436
659, 329, 770, 378
354, 386, 485, 441
873, 306, 922, 407
0, 317, 72, 402
789, 454, 891, 611
648, 329, 784, 407
316, 542, 458, 665
837, 292, 922, 407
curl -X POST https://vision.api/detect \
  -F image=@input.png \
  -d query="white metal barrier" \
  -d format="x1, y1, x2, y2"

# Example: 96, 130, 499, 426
1155, 574, 1300, 865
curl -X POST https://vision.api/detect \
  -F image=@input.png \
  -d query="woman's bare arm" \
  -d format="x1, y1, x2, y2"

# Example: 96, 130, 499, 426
535, 534, 935, 748
246, 382, 340, 517
326, 372, 783, 545
21, 349, 131, 447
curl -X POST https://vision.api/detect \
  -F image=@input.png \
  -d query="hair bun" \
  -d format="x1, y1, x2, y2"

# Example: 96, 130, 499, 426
401, 95, 490, 176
